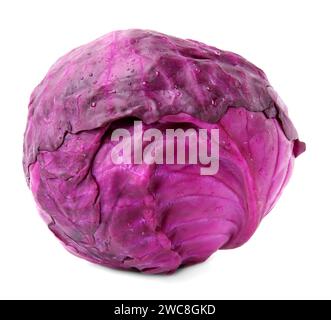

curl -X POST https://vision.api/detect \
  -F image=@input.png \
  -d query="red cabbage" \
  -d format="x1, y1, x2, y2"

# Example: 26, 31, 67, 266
23, 30, 305, 273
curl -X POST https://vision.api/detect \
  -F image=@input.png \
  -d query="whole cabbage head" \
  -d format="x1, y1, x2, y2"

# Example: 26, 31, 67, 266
23, 29, 305, 273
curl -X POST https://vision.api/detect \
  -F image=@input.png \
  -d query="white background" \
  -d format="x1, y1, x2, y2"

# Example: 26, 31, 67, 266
0, 0, 330, 300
